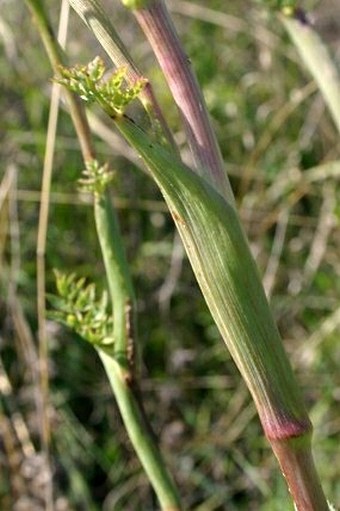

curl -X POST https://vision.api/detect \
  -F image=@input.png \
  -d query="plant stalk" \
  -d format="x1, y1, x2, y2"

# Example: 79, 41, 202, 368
94, 190, 135, 365
94, 189, 182, 510
25, 2, 182, 507
271, 434, 329, 511
25, 0, 96, 162
121, 0, 233, 201
111, 113, 329, 510
98, 349, 181, 511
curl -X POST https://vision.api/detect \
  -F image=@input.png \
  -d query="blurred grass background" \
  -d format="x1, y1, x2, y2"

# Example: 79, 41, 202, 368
0, 0, 339, 509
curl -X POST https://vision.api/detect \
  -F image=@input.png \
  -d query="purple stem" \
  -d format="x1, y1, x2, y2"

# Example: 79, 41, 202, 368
132, 0, 233, 200
271, 435, 329, 511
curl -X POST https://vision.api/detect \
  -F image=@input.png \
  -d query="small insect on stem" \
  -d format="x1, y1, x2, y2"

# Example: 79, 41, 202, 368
293, 7, 312, 26
281, 5, 312, 26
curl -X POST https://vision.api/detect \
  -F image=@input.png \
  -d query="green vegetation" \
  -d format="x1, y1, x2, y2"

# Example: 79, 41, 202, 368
0, 0, 339, 510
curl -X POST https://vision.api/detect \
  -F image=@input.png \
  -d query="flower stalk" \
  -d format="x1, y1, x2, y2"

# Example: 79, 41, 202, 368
69, 0, 177, 150
25, 2, 182, 508
92, 171, 181, 509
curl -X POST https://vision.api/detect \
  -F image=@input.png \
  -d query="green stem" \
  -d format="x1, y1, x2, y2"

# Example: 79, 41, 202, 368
280, 15, 340, 134
94, 191, 135, 364
24, 0, 95, 162
94, 190, 182, 510
98, 349, 182, 511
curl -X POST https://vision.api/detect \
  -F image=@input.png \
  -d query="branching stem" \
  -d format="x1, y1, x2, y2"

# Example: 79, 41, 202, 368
122, 0, 234, 201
